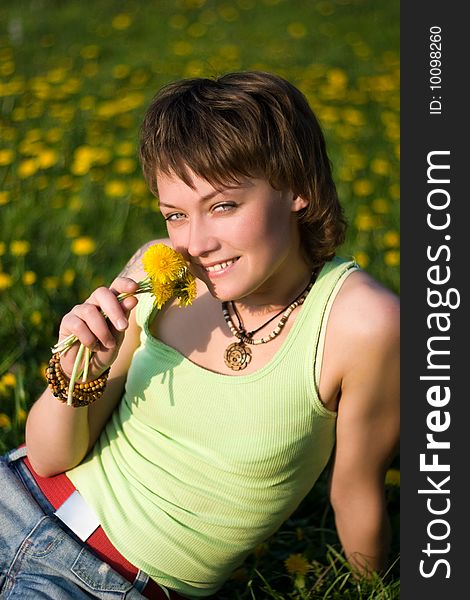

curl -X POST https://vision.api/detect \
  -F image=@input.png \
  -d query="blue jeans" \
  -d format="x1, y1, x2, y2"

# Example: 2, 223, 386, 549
0, 447, 150, 599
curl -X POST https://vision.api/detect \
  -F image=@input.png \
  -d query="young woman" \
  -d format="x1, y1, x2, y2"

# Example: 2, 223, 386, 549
1, 71, 399, 599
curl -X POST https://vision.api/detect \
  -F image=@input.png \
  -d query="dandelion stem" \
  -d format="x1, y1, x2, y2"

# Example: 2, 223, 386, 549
67, 342, 86, 406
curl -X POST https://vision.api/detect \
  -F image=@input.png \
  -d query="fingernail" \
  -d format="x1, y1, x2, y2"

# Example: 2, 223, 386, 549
117, 318, 128, 330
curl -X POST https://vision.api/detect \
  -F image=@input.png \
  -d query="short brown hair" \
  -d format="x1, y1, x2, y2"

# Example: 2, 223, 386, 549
139, 71, 346, 269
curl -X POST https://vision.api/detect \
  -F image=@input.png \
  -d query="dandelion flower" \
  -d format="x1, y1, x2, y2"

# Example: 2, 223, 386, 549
384, 250, 400, 267
105, 180, 127, 197
151, 279, 177, 310
284, 553, 310, 576
385, 468, 400, 487
23, 271, 37, 285
10, 240, 30, 256
72, 237, 96, 256
0, 272, 13, 290
0, 413, 11, 429
112, 13, 132, 30
2, 373, 16, 387
0, 149, 15, 165
173, 272, 197, 307
31, 311, 42, 326
142, 243, 186, 284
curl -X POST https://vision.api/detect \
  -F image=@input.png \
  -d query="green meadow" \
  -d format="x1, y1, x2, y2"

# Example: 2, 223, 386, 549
0, 1, 399, 597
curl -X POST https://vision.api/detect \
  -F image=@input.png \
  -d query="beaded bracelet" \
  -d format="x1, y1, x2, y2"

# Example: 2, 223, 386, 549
46, 352, 110, 408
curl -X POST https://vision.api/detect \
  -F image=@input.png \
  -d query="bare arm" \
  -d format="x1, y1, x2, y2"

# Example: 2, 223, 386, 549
25, 241, 163, 477
328, 278, 400, 574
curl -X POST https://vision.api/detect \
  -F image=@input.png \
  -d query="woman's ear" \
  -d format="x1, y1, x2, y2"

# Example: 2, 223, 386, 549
291, 195, 309, 213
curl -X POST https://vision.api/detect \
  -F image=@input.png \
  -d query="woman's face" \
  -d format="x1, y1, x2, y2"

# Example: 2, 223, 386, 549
156, 170, 309, 303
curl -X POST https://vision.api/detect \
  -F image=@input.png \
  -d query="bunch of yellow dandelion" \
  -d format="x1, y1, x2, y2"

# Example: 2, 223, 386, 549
51, 243, 196, 405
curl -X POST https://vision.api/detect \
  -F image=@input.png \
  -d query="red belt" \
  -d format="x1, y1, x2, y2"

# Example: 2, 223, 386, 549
22, 456, 182, 600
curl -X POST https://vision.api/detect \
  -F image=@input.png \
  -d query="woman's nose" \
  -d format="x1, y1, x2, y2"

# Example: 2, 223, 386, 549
186, 218, 219, 258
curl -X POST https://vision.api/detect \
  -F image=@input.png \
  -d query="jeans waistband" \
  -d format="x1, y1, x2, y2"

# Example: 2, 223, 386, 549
6, 446, 180, 600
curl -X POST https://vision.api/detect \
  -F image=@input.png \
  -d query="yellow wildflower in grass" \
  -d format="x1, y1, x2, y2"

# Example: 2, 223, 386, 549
112, 13, 133, 30
0, 191, 10, 205
353, 179, 374, 197
187, 23, 207, 38
71, 237, 96, 256
2, 373, 16, 387
16, 408, 27, 424
284, 553, 310, 576
383, 230, 400, 248
113, 64, 131, 79
63, 269, 76, 286
327, 68, 348, 90
113, 158, 136, 174
169, 14, 188, 29
10, 240, 31, 256
105, 180, 127, 197
31, 311, 42, 326
142, 243, 187, 284
355, 213, 375, 231
116, 141, 135, 156
18, 158, 38, 178
37, 149, 58, 169
0, 272, 13, 290
22, 271, 37, 285
372, 198, 390, 214
342, 108, 365, 127
218, 5, 239, 21
69, 196, 83, 211
172, 41, 193, 57
354, 252, 369, 268
43, 276, 59, 290
0, 148, 15, 165
385, 468, 400, 487
80, 45, 100, 59
0, 413, 11, 429
287, 22, 307, 39
371, 158, 391, 176
130, 179, 148, 196
384, 250, 400, 267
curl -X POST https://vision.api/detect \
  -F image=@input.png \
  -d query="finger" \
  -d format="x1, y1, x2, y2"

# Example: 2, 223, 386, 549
86, 286, 131, 333
70, 303, 116, 349
109, 276, 140, 296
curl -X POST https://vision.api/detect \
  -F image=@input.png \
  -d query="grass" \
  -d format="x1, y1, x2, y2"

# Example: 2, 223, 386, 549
0, 0, 399, 597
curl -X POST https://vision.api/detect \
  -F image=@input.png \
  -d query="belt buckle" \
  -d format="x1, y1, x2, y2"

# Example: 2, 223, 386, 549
54, 490, 100, 541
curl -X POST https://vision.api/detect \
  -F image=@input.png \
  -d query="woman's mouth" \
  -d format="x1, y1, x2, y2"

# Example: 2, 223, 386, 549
203, 258, 239, 274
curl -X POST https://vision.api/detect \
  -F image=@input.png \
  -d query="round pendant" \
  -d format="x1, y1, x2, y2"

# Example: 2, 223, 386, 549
224, 342, 252, 371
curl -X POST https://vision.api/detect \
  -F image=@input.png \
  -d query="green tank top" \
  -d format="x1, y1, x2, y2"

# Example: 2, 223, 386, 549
68, 257, 358, 597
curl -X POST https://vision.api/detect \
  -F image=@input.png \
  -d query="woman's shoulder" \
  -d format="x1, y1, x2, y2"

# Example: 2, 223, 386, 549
119, 237, 173, 281
329, 268, 400, 344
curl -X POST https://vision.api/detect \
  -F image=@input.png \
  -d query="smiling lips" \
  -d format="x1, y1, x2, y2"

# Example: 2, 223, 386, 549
203, 258, 239, 273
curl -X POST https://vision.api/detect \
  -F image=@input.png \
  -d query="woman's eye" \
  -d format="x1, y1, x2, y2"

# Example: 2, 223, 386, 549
164, 212, 185, 222
213, 203, 236, 213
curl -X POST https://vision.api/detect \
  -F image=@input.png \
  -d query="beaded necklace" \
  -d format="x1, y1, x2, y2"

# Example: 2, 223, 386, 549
221, 273, 316, 371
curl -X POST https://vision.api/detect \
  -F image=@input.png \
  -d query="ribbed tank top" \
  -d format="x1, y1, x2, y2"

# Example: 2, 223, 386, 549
68, 256, 359, 597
